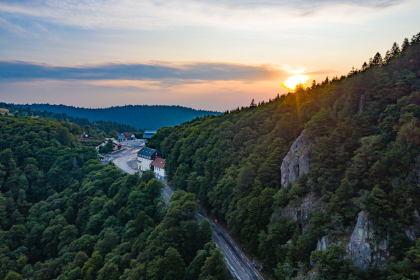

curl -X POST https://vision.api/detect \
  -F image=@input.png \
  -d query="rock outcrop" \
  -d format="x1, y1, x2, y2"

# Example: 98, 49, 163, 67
405, 209, 420, 241
316, 236, 330, 251
280, 129, 314, 187
282, 192, 325, 233
347, 211, 389, 271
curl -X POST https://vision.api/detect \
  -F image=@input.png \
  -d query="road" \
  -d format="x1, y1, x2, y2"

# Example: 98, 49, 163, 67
197, 214, 264, 280
111, 147, 174, 205
111, 147, 264, 280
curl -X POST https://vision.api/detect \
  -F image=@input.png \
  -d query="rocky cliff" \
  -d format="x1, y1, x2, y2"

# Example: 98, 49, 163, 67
283, 192, 325, 233
405, 209, 420, 241
346, 211, 390, 270
280, 129, 314, 187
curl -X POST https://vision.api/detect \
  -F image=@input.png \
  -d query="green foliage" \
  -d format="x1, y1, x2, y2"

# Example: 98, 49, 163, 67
310, 245, 357, 279
199, 247, 230, 280
305, 108, 337, 138
12, 103, 221, 130
0, 114, 220, 279
3, 103, 141, 139
150, 35, 420, 278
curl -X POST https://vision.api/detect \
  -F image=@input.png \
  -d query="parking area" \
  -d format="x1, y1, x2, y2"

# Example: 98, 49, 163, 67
119, 139, 146, 148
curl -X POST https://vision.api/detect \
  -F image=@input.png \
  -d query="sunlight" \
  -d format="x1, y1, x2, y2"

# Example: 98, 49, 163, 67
282, 75, 309, 91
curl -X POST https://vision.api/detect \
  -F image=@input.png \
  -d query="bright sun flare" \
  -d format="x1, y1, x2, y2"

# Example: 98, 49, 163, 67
282, 75, 309, 91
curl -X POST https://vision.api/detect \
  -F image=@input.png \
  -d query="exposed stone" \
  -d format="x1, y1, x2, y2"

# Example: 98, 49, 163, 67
358, 94, 364, 113
280, 129, 314, 187
282, 192, 325, 233
316, 236, 329, 251
347, 211, 390, 271
405, 209, 420, 241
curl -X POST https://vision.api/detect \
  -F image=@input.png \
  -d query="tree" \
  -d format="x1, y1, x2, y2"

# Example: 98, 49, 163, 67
56, 127, 72, 145
250, 99, 257, 107
199, 219, 213, 247
5, 271, 22, 280
371, 52, 383, 66
390, 42, 401, 57
310, 245, 355, 279
367, 185, 393, 223
58, 225, 78, 250
305, 108, 336, 138
97, 262, 120, 280
81, 251, 103, 280
199, 248, 230, 280
402, 38, 410, 52
185, 250, 209, 280
162, 247, 186, 280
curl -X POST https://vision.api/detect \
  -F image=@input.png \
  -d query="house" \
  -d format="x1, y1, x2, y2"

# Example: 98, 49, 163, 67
151, 157, 166, 180
142, 130, 157, 140
118, 132, 136, 141
118, 134, 127, 142
137, 147, 162, 171
122, 132, 136, 140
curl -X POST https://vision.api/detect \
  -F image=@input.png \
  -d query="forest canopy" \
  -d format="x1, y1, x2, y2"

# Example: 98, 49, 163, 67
0, 114, 228, 280
149, 33, 420, 279
10, 104, 221, 130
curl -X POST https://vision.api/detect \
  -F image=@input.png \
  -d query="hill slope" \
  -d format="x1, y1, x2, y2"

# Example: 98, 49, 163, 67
1, 103, 141, 137
149, 33, 420, 278
0, 114, 228, 280
13, 104, 221, 129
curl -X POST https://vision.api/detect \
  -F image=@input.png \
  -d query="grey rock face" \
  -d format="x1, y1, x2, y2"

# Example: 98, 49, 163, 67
405, 209, 420, 241
316, 236, 329, 251
283, 192, 325, 234
347, 211, 389, 271
280, 129, 314, 187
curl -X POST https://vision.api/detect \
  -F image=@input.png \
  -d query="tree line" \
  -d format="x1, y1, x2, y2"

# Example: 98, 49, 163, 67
1, 104, 142, 140
149, 32, 420, 279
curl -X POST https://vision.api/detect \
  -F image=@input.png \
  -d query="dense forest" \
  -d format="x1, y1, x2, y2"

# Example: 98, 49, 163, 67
0, 115, 229, 279
1, 104, 142, 140
12, 104, 221, 130
149, 33, 420, 279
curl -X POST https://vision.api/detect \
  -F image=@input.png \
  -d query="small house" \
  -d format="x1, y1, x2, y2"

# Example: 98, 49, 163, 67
151, 157, 166, 180
118, 134, 127, 142
137, 147, 162, 171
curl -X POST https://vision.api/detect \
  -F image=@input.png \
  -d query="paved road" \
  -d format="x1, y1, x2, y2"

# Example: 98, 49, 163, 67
111, 148, 174, 205
111, 148, 264, 280
197, 214, 264, 280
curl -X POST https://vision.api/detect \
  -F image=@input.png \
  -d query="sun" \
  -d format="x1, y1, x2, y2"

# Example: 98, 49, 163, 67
282, 75, 309, 91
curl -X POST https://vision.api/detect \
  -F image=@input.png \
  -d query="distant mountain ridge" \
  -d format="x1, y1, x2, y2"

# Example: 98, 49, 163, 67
13, 104, 221, 129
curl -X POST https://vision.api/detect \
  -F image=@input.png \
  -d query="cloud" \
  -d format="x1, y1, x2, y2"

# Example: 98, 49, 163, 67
0, 60, 287, 81
0, 17, 26, 33
0, 0, 405, 30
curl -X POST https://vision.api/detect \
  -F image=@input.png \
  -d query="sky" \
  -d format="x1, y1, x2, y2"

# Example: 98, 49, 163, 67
0, 0, 419, 111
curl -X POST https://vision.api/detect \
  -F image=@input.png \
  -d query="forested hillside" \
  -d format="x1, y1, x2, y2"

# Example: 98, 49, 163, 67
149, 33, 420, 279
0, 115, 229, 279
13, 104, 221, 130
1, 103, 142, 140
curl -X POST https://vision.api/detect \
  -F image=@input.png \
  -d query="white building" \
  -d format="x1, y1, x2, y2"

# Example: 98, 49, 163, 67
137, 147, 161, 171
151, 158, 166, 180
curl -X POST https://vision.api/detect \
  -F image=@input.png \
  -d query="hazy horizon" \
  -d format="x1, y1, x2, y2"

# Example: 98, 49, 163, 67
1, 0, 419, 110
6, 102, 223, 112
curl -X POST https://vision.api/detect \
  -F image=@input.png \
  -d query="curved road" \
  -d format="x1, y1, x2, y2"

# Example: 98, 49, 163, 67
111, 147, 264, 280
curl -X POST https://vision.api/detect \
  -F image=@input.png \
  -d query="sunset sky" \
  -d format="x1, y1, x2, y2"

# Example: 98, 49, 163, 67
1, 0, 419, 111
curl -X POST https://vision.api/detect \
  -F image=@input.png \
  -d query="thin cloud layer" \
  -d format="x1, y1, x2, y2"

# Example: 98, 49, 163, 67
0, 0, 405, 30
0, 61, 287, 81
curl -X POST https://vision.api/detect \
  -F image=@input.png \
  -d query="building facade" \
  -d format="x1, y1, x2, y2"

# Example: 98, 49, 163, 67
151, 157, 166, 180
137, 147, 162, 171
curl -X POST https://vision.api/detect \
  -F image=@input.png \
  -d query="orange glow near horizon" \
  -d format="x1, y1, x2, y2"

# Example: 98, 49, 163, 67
282, 75, 309, 91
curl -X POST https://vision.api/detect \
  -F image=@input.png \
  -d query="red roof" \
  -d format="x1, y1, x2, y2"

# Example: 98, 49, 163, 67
151, 157, 166, 169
